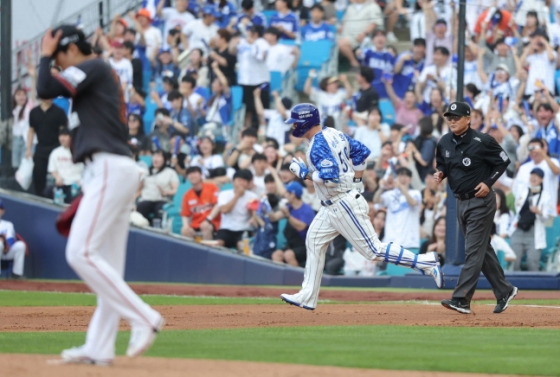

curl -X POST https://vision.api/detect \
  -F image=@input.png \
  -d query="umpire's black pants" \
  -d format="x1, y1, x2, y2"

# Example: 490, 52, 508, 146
453, 190, 513, 302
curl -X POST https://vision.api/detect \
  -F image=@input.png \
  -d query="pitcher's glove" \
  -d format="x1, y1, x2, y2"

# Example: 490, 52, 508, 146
289, 157, 309, 180
56, 194, 83, 238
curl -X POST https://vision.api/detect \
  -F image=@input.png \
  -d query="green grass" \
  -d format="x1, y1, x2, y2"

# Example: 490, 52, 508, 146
1, 326, 559, 375
0, 290, 285, 307
3, 290, 559, 308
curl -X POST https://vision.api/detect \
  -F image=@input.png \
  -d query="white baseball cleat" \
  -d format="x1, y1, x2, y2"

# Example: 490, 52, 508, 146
126, 316, 165, 358
60, 345, 112, 366
423, 252, 444, 289
280, 293, 315, 310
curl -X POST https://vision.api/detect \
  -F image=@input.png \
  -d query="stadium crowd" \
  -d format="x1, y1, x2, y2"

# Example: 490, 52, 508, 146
8, 0, 560, 278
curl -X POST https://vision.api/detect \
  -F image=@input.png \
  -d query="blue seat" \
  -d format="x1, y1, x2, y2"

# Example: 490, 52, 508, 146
295, 67, 319, 92
279, 39, 296, 46
545, 216, 560, 252
231, 86, 243, 111
164, 181, 193, 234
143, 98, 158, 134
276, 218, 288, 250
497, 250, 507, 269
138, 155, 153, 168
555, 70, 560, 94
262, 10, 275, 25
270, 71, 283, 92
385, 263, 410, 276
220, 182, 234, 191
299, 40, 333, 67
336, 10, 345, 21
378, 99, 396, 125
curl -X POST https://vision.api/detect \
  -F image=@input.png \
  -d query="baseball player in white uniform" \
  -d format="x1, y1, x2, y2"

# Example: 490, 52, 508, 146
280, 104, 443, 310
0, 200, 26, 279
37, 26, 163, 365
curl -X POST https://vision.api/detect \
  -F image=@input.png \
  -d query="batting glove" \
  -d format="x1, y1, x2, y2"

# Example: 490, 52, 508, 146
353, 177, 364, 193
289, 157, 309, 180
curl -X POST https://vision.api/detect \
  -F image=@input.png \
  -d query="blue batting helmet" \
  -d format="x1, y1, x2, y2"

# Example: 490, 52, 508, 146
285, 103, 320, 137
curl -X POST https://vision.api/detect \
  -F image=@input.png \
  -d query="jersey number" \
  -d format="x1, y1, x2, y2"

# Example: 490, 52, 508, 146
338, 147, 349, 173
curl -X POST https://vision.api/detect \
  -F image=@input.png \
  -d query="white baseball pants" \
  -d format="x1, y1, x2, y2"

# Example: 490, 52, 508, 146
296, 190, 437, 309
66, 153, 160, 360
1, 240, 26, 275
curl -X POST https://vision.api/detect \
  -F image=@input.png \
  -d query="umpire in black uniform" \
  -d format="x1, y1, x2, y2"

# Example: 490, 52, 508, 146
434, 101, 517, 314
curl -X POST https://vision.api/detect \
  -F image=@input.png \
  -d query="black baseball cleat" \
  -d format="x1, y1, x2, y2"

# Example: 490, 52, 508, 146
493, 286, 518, 314
441, 298, 471, 314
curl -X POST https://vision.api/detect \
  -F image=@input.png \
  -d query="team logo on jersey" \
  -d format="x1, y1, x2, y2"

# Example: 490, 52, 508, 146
462, 157, 471, 166
500, 151, 508, 161
474, 137, 481, 142
445, 150, 450, 157
320, 159, 334, 167
450, 104, 457, 110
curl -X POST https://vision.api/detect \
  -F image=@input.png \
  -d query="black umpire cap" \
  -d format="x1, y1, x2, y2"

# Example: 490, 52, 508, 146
443, 101, 471, 117
51, 25, 89, 57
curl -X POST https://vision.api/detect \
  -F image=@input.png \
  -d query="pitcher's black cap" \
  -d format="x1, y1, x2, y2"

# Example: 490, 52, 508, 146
51, 25, 87, 57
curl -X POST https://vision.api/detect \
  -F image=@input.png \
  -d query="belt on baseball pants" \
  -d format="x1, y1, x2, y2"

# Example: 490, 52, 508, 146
454, 190, 477, 201
321, 190, 355, 207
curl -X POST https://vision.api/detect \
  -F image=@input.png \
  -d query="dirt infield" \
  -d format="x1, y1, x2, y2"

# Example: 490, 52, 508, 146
2, 303, 560, 332
1, 354, 524, 377
1, 280, 559, 301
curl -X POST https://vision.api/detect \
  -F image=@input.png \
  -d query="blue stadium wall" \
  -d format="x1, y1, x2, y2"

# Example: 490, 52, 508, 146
2, 192, 559, 290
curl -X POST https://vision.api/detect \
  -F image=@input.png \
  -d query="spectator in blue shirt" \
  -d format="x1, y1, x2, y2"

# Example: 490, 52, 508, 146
211, 0, 237, 29
232, 0, 268, 33
269, 181, 316, 267
535, 103, 560, 156
152, 47, 181, 93
301, 4, 334, 42
168, 90, 196, 137
393, 38, 426, 99
127, 87, 147, 117
270, 0, 300, 40
360, 30, 395, 99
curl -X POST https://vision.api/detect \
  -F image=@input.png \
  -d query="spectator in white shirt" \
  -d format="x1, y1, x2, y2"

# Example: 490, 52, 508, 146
509, 168, 553, 271
183, 5, 220, 53
250, 153, 269, 195
494, 188, 513, 238
232, 25, 271, 127
374, 167, 422, 249
264, 27, 299, 74
133, 8, 163, 64
137, 150, 180, 226
45, 127, 84, 202
521, 30, 557, 97
304, 69, 352, 129
337, 0, 383, 68
156, 0, 195, 47
416, 46, 457, 104
109, 41, 133, 101
188, 135, 225, 178
215, 169, 259, 249
255, 88, 292, 149
513, 138, 560, 216
179, 75, 206, 121
353, 107, 390, 161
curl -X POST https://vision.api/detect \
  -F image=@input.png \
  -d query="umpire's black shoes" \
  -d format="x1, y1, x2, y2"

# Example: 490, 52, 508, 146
493, 286, 518, 314
441, 298, 471, 314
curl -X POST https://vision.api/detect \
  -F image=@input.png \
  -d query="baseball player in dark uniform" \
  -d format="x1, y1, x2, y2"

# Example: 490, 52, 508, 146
37, 26, 163, 365
434, 101, 517, 314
